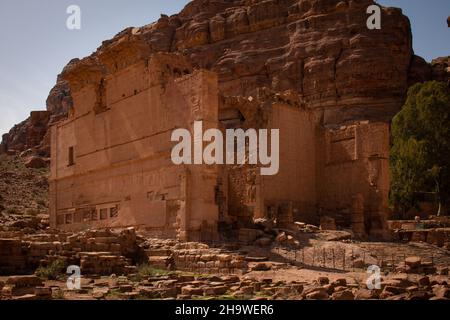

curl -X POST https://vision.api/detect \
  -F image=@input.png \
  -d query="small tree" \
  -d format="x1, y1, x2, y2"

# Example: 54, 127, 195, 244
390, 81, 450, 217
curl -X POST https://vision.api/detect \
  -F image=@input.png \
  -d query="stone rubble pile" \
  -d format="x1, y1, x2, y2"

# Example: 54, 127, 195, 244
282, 272, 450, 301
0, 275, 44, 300
0, 228, 139, 276
2, 266, 448, 301
80, 252, 135, 276
236, 218, 323, 248
395, 256, 438, 274
142, 239, 248, 274
390, 217, 450, 249
0, 226, 449, 301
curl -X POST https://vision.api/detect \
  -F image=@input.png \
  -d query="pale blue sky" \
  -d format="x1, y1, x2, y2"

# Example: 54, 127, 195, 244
0, 0, 448, 135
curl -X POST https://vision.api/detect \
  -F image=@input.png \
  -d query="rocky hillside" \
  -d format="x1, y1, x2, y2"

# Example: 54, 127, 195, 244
0, 154, 49, 218
1, 0, 449, 159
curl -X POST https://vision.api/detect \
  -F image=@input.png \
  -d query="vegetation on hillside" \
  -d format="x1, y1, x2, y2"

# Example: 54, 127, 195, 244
390, 81, 450, 216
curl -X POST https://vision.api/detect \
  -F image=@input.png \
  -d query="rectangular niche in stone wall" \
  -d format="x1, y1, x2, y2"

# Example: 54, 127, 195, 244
326, 126, 357, 165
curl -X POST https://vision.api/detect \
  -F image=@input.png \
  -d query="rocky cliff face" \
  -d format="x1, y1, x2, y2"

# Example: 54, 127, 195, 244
431, 56, 450, 84
1, 0, 448, 157
87, 0, 414, 125
174, 0, 413, 124
0, 78, 71, 158
1, 111, 51, 157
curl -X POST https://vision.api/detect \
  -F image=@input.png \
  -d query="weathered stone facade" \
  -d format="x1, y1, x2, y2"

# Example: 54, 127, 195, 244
49, 46, 391, 240
50, 53, 220, 241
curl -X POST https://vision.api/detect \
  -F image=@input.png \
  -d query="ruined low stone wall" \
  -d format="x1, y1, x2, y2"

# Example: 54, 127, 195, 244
144, 239, 248, 275
387, 218, 450, 249
0, 228, 139, 276
395, 229, 450, 249
79, 252, 134, 275
172, 249, 247, 274
0, 229, 249, 277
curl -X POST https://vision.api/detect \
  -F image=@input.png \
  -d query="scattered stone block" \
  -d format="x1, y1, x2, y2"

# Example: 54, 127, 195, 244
6, 275, 43, 288
251, 262, 271, 271
204, 285, 228, 296
255, 237, 272, 247
24, 156, 48, 169
331, 290, 354, 300
275, 232, 287, 243
437, 267, 449, 275
407, 291, 432, 300
181, 285, 204, 296
317, 277, 329, 285
433, 285, 450, 299
417, 276, 430, 287
332, 278, 347, 287
405, 256, 421, 269
34, 287, 52, 299
305, 288, 329, 300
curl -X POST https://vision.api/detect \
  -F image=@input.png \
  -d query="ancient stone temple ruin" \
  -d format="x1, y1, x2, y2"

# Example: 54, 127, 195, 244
49, 49, 390, 241
48, 0, 420, 242
50, 53, 221, 241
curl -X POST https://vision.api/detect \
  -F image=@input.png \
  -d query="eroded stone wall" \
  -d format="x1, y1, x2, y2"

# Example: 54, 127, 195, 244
317, 122, 391, 239
50, 54, 221, 241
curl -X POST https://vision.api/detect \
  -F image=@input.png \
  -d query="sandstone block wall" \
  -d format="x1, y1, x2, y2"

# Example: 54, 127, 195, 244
317, 121, 391, 239
144, 239, 248, 275
50, 53, 221, 241
0, 228, 139, 276
261, 102, 318, 225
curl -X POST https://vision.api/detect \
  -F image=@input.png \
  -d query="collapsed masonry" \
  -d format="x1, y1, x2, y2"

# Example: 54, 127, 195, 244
0, 228, 248, 277
50, 49, 390, 241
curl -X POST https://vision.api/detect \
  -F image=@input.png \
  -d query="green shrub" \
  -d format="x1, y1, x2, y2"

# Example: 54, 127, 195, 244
134, 263, 169, 281
35, 259, 66, 280
390, 81, 450, 216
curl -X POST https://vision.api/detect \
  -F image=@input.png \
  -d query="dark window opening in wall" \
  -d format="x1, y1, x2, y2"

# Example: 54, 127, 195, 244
110, 206, 119, 218
94, 78, 108, 114
65, 214, 73, 224
91, 209, 98, 221
68, 146, 75, 166
100, 209, 108, 220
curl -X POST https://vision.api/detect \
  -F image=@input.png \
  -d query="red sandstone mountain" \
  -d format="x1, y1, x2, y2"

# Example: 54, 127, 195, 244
1, 0, 449, 157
